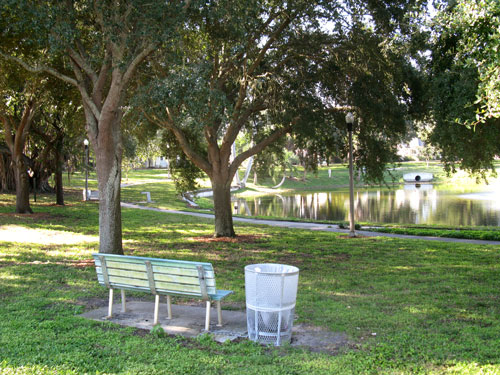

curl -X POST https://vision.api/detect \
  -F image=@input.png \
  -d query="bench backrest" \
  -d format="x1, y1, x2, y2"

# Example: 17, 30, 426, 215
93, 254, 216, 299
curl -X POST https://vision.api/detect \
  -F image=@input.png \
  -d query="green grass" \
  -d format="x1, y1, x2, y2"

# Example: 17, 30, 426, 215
243, 161, 499, 192
62, 165, 500, 242
368, 226, 500, 241
1, 191, 500, 374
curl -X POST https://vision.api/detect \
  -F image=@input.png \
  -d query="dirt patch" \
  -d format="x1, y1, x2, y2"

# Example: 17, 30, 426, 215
291, 324, 350, 354
189, 234, 269, 244
69, 259, 96, 268
75, 297, 110, 310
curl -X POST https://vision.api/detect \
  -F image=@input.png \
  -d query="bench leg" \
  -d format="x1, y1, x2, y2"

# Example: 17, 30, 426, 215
166, 295, 172, 319
205, 301, 211, 332
216, 301, 222, 327
153, 294, 160, 325
121, 290, 126, 313
107, 288, 114, 318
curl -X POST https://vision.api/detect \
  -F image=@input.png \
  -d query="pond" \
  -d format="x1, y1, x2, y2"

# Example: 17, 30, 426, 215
232, 184, 500, 226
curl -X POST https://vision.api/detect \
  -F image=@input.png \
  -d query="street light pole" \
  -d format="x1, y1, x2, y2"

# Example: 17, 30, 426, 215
345, 112, 356, 237
84, 139, 89, 201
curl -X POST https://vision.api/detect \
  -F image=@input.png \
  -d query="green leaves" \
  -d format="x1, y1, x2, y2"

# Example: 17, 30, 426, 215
428, 0, 500, 177
432, 0, 500, 125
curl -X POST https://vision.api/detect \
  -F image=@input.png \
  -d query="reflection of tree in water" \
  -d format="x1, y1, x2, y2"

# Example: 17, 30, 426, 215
234, 187, 500, 226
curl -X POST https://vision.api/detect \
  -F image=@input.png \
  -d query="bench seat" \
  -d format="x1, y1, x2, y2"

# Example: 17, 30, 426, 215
92, 253, 233, 331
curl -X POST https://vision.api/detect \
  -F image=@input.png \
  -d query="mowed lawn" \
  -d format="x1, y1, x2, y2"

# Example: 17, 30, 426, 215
0, 191, 499, 374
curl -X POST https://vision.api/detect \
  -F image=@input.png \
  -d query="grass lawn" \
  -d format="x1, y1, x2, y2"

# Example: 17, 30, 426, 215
1, 190, 499, 374
242, 161, 500, 192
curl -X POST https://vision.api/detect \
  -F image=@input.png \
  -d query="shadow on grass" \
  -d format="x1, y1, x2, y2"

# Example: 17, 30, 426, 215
1, 195, 500, 373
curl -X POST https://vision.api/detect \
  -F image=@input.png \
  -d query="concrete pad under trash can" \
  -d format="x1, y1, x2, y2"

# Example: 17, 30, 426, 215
81, 300, 350, 352
81, 301, 247, 343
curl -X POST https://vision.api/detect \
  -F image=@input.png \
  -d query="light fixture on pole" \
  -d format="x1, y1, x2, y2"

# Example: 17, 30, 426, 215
345, 112, 356, 237
83, 139, 89, 201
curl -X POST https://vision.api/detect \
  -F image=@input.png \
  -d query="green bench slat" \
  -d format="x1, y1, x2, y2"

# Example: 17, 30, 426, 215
95, 283, 206, 298
94, 254, 213, 268
93, 254, 231, 302
95, 259, 216, 279
97, 274, 217, 295
96, 267, 216, 287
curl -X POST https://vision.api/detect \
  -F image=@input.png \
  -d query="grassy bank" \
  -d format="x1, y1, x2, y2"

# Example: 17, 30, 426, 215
242, 161, 499, 192
65, 164, 500, 241
1, 192, 500, 374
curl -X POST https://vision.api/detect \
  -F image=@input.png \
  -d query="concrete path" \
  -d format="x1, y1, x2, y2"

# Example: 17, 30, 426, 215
121, 202, 500, 246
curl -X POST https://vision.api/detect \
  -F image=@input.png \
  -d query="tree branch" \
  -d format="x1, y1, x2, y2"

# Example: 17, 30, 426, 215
14, 100, 37, 156
0, 52, 78, 87
0, 115, 14, 151
92, 48, 111, 107
247, 14, 292, 76
67, 47, 97, 83
230, 126, 290, 177
221, 100, 267, 157
142, 109, 212, 175
67, 58, 102, 120
122, 43, 157, 86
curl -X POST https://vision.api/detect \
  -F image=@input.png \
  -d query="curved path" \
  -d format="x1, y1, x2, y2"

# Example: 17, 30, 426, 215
121, 202, 500, 246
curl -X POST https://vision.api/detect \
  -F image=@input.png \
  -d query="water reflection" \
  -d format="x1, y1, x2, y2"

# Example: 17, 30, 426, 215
233, 184, 500, 226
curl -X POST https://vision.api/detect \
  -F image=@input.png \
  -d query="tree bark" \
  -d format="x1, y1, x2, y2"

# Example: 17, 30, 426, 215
0, 151, 14, 192
54, 144, 64, 205
13, 154, 32, 213
93, 104, 124, 254
211, 175, 235, 237
1, 101, 36, 213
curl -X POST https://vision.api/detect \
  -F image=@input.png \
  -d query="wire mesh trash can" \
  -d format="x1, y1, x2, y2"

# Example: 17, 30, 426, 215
245, 263, 299, 346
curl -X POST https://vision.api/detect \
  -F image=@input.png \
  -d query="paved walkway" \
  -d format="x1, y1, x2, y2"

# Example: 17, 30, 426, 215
121, 202, 500, 246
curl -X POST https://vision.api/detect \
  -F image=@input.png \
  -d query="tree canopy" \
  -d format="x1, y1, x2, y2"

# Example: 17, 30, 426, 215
135, 0, 429, 236
428, 0, 500, 177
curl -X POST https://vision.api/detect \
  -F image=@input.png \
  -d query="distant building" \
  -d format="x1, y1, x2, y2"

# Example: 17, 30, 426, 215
398, 138, 424, 160
144, 157, 169, 168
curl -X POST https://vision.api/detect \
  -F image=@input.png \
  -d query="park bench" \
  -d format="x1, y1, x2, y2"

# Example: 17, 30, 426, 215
92, 253, 233, 331
83, 189, 99, 201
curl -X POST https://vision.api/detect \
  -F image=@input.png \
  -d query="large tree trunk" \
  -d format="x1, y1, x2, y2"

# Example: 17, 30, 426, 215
1, 100, 36, 212
96, 152, 123, 254
92, 105, 124, 255
13, 155, 32, 214
211, 175, 235, 237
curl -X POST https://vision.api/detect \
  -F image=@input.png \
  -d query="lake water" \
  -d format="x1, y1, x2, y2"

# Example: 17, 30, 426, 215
233, 184, 500, 226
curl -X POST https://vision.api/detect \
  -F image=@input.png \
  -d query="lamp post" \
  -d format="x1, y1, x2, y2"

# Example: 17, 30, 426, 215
345, 112, 356, 237
83, 139, 89, 201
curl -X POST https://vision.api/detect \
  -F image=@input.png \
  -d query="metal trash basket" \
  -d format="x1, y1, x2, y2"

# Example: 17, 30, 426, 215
245, 263, 299, 346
